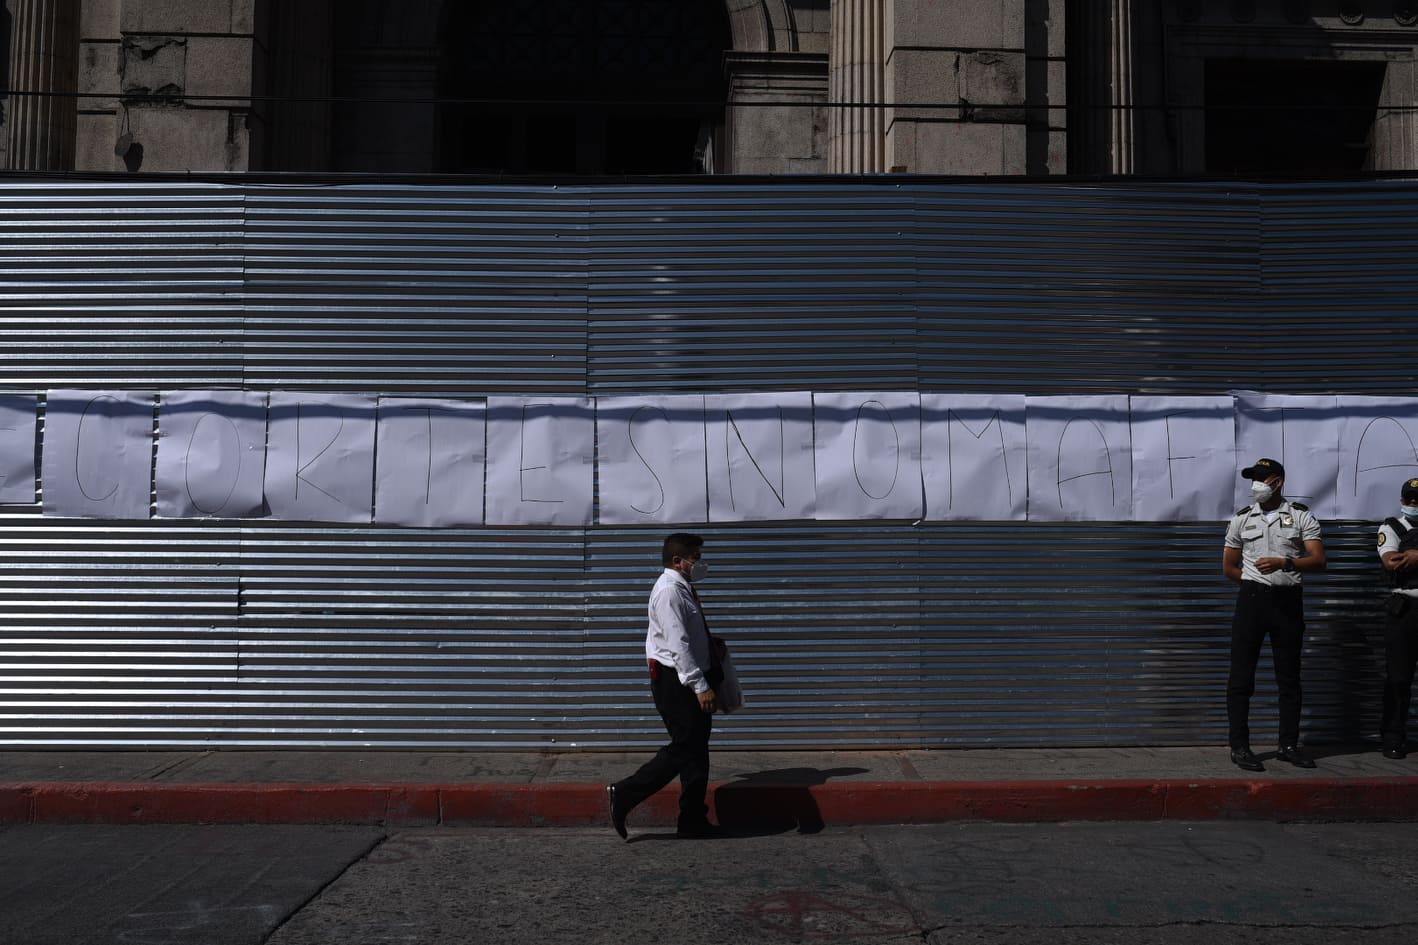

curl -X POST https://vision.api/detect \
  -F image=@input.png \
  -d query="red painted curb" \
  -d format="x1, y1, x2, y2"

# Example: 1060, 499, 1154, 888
0, 778, 1415, 826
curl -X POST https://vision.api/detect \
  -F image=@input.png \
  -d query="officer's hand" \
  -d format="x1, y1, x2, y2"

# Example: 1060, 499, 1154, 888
1255, 556, 1285, 574
1401, 551, 1418, 571
697, 689, 717, 714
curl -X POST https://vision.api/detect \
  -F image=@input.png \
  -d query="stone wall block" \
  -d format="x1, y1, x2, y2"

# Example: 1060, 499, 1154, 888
81, 0, 120, 35
912, 121, 1021, 173
184, 36, 253, 100
79, 40, 119, 100
960, 51, 1025, 122
75, 110, 120, 170
886, 47, 960, 104
126, 106, 237, 170
897, 0, 1025, 49
119, 0, 231, 34
120, 35, 186, 97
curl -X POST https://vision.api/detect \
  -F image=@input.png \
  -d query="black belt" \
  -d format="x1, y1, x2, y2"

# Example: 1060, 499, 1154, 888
1241, 581, 1301, 594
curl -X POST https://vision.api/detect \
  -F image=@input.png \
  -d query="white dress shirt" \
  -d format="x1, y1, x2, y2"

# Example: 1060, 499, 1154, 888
644, 568, 711, 693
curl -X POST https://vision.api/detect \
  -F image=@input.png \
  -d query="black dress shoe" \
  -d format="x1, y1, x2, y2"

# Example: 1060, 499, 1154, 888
1230, 747, 1264, 771
1382, 745, 1408, 760
675, 820, 722, 839
607, 784, 628, 840
1276, 745, 1316, 768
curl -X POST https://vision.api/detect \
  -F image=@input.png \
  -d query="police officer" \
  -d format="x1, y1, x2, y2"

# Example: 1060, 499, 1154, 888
1376, 478, 1418, 759
1222, 458, 1326, 772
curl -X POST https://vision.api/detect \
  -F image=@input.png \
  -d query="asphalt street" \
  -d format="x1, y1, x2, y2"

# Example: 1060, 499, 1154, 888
3, 821, 1417, 945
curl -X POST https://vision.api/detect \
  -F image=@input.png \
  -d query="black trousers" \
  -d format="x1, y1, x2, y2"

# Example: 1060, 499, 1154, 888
1227, 582, 1304, 750
1381, 594, 1418, 749
614, 663, 714, 827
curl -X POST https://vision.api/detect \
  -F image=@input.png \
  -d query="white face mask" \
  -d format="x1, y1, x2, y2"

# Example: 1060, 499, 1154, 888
1402, 504, 1418, 519
688, 558, 709, 583
1250, 480, 1275, 503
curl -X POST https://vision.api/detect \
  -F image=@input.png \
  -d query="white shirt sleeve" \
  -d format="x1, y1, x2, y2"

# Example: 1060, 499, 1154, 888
1379, 522, 1401, 559
645, 571, 712, 693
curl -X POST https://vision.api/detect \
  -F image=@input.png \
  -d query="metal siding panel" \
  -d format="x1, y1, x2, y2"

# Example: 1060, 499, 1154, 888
587, 184, 918, 393
0, 178, 1400, 749
0, 184, 244, 389
240, 185, 588, 395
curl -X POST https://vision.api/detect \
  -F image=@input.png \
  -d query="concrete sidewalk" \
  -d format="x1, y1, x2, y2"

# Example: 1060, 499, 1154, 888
2, 744, 1416, 828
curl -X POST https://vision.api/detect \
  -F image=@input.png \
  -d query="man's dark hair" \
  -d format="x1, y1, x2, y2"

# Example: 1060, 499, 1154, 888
662, 532, 704, 566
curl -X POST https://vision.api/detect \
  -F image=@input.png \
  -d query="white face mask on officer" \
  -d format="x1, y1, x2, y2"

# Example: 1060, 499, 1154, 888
1250, 480, 1275, 503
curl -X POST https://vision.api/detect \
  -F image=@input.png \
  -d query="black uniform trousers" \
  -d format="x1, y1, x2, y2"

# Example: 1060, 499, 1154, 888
1381, 593, 1418, 749
1227, 582, 1304, 750
614, 662, 715, 828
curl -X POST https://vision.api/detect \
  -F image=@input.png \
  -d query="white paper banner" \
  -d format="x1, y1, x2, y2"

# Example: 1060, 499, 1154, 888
264, 392, 377, 523
0, 395, 38, 504
1335, 395, 1418, 521
1026, 395, 1133, 521
1128, 396, 1236, 522
921, 393, 1027, 521
1233, 391, 1340, 518
596, 395, 707, 525
812, 392, 923, 521
375, 398, 486, 527
155, 390, 268, 518
705, 392, 816, 522
485, 396, 594, 526
42, 390, 155, 519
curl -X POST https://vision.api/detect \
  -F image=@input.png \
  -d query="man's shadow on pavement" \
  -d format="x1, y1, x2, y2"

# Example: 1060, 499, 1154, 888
713, 766, 870, 836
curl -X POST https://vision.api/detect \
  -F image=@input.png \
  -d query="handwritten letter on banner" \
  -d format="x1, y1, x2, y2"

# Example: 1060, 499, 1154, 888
264, 392, 377, 524
155, 390, 269, 519
0, 396, 37, 504
1026, 396, 1133, 522
705, 392, 816, 522
1128, 396, 1236, 522
597, 395, 708, 526
921, 394, 1027, 521
1233, 392, 1340, 519
1336, 396, 1418, 521
42, 390, 155, 519
485, 397, 594, 526
375, 398, 486, 527
812, 392, 923, 520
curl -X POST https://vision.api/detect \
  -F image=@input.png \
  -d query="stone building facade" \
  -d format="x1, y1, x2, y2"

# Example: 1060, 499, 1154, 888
3, 0, 1417, 176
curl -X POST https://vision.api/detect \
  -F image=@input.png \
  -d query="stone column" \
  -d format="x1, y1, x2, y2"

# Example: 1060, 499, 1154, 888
1373, 60, 1418, 172
6, 0, 78, 169
1068, 0, 1133, 175
828, 0, 884, 173
1108, 0, 1134, 174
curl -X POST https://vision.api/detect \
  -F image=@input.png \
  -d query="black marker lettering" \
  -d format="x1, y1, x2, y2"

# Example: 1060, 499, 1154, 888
1354, 416, 1418, 496
628, 405, 668, 515
75, 396, 121, 502
519, 403, 564, 504
947, 410, 1009, 509
851, 400, 899, 500
724, 407, 786, 512
185, 412, 242, 514
295, 403, 346, 504
1056, 418, 1115, 508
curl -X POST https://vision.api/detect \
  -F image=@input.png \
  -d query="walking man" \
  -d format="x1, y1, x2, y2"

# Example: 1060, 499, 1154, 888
608, 532, 722, 840
1222, 458, 1326, 772
1376, 478, 1418, 759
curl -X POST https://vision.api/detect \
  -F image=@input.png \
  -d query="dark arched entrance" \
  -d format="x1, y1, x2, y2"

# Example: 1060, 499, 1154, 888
437, 1, 731, 174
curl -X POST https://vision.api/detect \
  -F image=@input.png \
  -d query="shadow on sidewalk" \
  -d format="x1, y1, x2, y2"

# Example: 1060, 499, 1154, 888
713, 767, 870, 835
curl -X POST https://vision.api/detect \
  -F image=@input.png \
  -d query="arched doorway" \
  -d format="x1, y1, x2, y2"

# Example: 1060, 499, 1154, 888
437, 0, 732, 174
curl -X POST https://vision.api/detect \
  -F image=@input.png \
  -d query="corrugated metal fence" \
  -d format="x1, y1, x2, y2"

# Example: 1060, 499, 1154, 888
0, 177, 1408, 748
